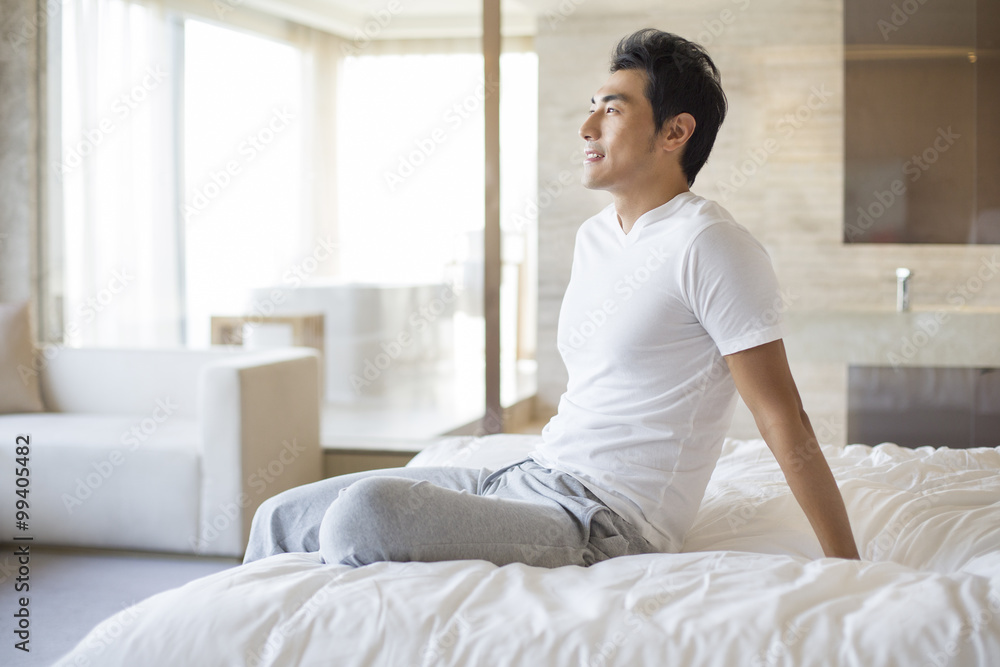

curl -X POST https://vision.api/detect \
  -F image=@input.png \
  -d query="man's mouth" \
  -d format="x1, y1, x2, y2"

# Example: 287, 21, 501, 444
584, 150, 605, 164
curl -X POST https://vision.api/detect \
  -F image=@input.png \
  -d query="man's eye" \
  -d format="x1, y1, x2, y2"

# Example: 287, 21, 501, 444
606, 107, 617, 113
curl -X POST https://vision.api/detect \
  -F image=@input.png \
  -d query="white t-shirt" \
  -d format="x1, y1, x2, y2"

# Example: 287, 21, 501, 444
529, 191, 785, 553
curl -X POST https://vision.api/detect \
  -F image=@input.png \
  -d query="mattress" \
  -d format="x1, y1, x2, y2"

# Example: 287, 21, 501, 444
54, 435, 1000, 666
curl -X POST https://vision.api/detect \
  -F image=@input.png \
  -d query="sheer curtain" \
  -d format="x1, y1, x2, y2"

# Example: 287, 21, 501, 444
60, 0, 181, 346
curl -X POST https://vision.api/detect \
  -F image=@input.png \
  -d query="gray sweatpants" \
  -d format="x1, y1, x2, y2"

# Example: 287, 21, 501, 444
243, 457, 657, 568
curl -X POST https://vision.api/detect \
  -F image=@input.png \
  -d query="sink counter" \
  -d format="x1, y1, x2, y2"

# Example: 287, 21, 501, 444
781, 308, 1000, 367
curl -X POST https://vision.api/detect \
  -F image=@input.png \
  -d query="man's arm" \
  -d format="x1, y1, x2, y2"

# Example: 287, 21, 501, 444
724, 339, 860, 560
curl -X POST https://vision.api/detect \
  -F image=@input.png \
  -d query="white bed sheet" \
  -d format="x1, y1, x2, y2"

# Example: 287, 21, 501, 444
54, 436, 1000, 666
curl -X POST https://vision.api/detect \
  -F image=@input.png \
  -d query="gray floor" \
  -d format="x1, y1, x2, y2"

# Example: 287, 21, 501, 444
0, 544, 239, 667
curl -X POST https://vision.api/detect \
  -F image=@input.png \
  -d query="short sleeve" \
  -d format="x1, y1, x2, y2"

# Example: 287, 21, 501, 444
681, 221, 785, 356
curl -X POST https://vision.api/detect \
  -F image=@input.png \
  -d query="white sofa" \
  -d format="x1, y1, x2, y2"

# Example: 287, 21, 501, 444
0, 346, 322, 557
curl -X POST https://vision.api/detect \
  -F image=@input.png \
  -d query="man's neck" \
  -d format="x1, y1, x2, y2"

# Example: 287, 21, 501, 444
614, 183, 690, 235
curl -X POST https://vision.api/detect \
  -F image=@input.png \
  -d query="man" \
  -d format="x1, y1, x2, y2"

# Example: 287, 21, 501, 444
243, 28, 859, 567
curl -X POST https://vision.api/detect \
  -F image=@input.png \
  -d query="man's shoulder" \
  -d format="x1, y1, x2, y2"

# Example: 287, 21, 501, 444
664, 193, 762, 243
642, 193, 745, 248
678, 193, 740, 228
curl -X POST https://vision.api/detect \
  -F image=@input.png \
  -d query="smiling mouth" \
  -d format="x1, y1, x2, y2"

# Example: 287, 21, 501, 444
584, 150, 605, 163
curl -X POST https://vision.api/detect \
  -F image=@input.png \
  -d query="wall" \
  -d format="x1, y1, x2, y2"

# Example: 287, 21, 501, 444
534, 0, 1000, 445
0, 0, 39, 304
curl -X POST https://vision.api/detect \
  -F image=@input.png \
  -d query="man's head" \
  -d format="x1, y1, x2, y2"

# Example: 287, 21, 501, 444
581, 29, 727, 191
612, 29, 727, 186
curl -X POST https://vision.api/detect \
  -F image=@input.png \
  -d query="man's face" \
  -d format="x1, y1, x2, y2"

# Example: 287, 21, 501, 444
578, 68, 662, 194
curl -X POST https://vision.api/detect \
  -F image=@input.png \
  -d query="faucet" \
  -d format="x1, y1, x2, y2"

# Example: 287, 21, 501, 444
896, 268, 912, 312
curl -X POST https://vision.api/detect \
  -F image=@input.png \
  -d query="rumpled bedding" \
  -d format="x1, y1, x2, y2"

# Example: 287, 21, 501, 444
54, 436, 1000, 666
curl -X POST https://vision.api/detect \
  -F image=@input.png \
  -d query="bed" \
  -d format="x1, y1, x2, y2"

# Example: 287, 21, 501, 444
54, 434, 1000, 666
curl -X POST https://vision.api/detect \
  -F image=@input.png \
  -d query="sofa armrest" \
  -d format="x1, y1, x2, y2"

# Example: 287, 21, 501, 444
40, 347, 240, 418
195, 348, 322, 556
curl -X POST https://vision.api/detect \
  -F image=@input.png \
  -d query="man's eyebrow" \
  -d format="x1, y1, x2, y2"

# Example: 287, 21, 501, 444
589, 93, 631, 106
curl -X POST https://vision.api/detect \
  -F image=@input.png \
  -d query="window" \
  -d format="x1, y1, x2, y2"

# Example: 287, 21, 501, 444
59, 2, 309, 347
182, 20, 306, 347
336, 51, 538, 385
54, 0, 537, 435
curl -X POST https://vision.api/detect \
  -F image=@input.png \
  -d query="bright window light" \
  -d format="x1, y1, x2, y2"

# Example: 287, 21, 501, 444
336, 52, 538, 287
183, 19, 305, 346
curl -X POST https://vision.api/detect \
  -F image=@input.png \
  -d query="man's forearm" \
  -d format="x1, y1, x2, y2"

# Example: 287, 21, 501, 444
762, 412, 860, 559
777, 447, 860, 559
764, 421, 860, 560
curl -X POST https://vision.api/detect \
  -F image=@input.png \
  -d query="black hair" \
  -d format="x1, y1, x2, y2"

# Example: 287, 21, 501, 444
610, 29, 727, 186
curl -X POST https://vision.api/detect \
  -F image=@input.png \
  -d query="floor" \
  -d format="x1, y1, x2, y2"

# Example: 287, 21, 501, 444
0, 545, 240, 667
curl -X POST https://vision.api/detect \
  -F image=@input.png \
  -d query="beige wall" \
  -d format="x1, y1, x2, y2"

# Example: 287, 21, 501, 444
534, 2, 1000, 445
0, 0, 39, 304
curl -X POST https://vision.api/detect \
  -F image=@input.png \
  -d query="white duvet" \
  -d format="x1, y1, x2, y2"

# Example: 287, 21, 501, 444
55, 436, 1000, 666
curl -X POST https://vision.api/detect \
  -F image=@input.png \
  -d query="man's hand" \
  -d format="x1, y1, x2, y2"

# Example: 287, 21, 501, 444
724, 339, 861, 560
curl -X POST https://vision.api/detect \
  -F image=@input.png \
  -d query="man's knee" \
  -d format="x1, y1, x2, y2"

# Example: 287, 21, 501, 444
318, 476, 427, 566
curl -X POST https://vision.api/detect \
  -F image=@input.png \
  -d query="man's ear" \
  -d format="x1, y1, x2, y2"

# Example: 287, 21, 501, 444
659, 113, 696, 154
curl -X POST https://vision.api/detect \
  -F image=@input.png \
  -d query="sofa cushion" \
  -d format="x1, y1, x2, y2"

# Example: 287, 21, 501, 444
0, 414, 201, 552
0, 301, 45, 414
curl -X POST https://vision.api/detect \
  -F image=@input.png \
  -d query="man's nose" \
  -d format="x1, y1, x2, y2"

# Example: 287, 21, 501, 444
579, 115, 598, 140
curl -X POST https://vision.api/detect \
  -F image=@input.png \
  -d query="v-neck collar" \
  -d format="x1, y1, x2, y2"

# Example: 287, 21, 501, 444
614, 192, 695, 247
